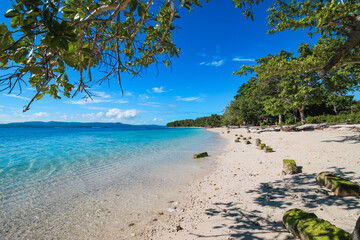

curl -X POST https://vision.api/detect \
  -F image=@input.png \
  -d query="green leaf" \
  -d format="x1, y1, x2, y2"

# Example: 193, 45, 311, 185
4, 9, 19, 18
10, 15, 19, 28
35, 93, 43, 100
129, 0, 138, 13
29, 66, 42, 74
26, 10, 39, 17
0, 30, 11, 48
13, 49, 28, 63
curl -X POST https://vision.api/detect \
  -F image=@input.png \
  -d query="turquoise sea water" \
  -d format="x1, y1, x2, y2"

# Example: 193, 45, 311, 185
0, 126, 223, 238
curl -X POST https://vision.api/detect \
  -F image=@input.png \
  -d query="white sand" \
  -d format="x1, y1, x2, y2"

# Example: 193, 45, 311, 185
142, 127, 360, 239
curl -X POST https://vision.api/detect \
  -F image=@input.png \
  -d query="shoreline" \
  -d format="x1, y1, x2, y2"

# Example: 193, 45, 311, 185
143, 126, 360, 239
0, 127, 224, 239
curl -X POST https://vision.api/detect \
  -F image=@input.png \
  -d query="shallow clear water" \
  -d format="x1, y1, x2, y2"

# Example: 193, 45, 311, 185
0, 126, 223, 239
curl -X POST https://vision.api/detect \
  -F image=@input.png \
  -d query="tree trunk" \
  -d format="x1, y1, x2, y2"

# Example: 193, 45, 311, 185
278, 114, 283, 125
333, 105, 338, 115
299, 105, 306, 125
351, 105, 355, 114
318, 15, 360, 78
293, 110, 297, 124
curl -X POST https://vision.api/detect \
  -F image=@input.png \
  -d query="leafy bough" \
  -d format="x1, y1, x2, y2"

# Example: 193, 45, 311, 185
0, 0, 206, 112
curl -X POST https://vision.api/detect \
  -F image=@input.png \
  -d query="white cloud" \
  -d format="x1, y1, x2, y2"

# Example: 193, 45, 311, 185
139, 94, 150, 100
33, 112, 50, 118
61, 114, 72, 121
138, 102, 162, 108
105, 108, 138, 120
3, 94, 31, 101
96, 112, 104, 118
81, 113, 96, 119
152, 86, 165, 93
124, 91, 133, 97
176, 96, 204, 102
92, 91, 111, 99
153, 118, 162, 121
84, 106, 109, 110
232, 57, 255, 62
200, 60, 224, 67
114, 99, 129, 104
68, 98, 111, 105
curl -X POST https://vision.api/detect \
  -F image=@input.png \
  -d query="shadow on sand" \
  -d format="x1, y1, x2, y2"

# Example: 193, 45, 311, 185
188, 166, 359, 239
321, 135, 360, 144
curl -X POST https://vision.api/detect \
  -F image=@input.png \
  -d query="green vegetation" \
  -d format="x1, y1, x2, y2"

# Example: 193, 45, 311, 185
1, 0, 360, 117
258, 143, 266, 150
307, 113, 360, 124
282, 159, 299, 175
193, 152, 208, 159
166, 114, 222, 128
245, 140, 251, 144
283, 208, 351, 240
235, 138, 240, 143
224, 44, 360, 126
264, 147, 273, 153
316, 172, 360, 197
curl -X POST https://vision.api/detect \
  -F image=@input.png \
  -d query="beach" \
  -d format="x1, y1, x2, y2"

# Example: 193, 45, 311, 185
143, 126, 360, 239
0, 127, 224, 239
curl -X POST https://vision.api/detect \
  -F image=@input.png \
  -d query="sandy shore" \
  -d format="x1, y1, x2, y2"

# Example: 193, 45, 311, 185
142, 127, 360, 239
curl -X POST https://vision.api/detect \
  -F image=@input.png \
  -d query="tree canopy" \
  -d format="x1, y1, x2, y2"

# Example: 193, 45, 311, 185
0, 0, 209, 111
1, 0, 360, 113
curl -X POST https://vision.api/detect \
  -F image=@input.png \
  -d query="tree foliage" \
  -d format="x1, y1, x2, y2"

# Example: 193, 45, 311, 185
167, 114, 222, 127
0, 0, 208, 111
235, 0, 360, 78
229, 41, 360, 125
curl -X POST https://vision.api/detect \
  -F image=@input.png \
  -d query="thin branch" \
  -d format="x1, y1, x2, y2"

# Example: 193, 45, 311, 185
328, 21, 355, 30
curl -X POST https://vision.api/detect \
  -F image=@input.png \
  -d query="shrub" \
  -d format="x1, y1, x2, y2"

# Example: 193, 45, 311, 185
306, 112, 360, 124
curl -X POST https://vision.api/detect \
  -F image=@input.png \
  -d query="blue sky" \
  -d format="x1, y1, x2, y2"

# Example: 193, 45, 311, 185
0, 1, 356, 125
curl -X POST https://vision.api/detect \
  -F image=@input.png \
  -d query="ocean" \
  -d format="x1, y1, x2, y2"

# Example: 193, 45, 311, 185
0, 125, 223, 239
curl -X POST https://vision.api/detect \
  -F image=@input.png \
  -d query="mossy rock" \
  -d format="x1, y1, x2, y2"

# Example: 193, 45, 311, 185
255, 139, 261, 146
193, 152, 208, 159
242, 137, 247, 140
240, 135, 243, 137
283, 208, 351, 240
247, 130, 251, 133
248, 136, 252, 139
227, 130, 230, 134
316, 172, 360, 197
235, 139, 240, 143
235, 134, 238, 136
245, 140, 251, 144
258, 143, 266, 150
264, 146, 273, 153
283, 159, 299, 175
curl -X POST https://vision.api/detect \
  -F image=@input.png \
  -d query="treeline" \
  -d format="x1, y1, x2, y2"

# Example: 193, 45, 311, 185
223, 43, 360, 126
167, 114, 222, 128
